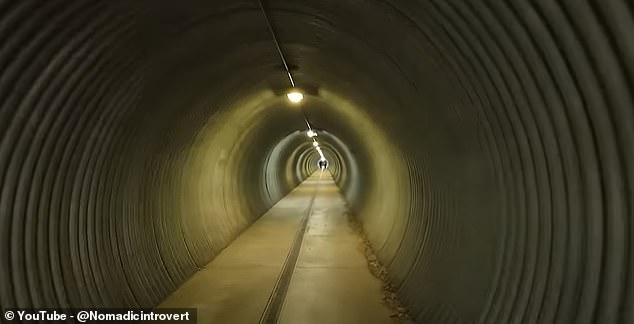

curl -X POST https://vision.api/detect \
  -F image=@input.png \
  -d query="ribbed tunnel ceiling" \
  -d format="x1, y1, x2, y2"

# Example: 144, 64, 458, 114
1, 1, 633, 323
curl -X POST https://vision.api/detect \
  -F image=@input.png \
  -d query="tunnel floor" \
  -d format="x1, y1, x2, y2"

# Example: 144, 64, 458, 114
158, 172, 395, 323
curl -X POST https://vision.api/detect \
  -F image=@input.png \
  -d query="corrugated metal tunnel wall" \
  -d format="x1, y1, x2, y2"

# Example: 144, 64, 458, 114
0, 1, 632, 323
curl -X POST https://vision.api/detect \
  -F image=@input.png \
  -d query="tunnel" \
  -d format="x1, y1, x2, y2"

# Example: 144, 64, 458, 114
0, 0, 633, 323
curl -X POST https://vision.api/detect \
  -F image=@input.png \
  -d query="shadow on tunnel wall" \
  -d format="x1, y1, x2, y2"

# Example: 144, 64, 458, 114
1, 1, 633, 323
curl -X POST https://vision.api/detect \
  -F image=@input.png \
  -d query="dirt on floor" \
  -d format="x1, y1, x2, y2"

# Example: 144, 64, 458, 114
347, 213, 413, 324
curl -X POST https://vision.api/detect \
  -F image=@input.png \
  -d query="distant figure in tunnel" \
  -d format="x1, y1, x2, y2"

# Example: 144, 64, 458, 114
318, 159, 328, 171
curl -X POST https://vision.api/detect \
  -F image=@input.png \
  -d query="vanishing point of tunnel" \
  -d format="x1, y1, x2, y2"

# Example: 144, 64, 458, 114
1, 1, 633, 323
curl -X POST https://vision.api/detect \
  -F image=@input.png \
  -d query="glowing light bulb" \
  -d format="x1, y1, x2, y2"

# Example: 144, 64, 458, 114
313, 141, 319, 147
287, 91, 304, 103
306, 130, 317, 138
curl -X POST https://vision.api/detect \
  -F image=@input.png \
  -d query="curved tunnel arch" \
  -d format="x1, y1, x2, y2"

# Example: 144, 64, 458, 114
0, 1, 633, 323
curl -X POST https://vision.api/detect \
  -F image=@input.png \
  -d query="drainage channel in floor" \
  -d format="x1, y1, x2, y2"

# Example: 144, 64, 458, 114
259, 173, 321, 324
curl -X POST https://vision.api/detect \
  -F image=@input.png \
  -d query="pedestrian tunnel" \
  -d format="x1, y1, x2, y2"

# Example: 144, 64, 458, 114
0, 1, 633, 323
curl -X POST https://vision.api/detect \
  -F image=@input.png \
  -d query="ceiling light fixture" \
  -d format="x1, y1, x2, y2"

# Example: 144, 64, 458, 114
287, 91, 304, 104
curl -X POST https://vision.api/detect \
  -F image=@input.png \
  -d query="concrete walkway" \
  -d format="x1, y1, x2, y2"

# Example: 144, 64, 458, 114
159, 172, 395, 324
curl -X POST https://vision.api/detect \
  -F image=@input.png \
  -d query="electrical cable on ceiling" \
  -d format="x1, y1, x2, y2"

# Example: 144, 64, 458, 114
257, 0, 295, 88
257, 0, 316, 133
